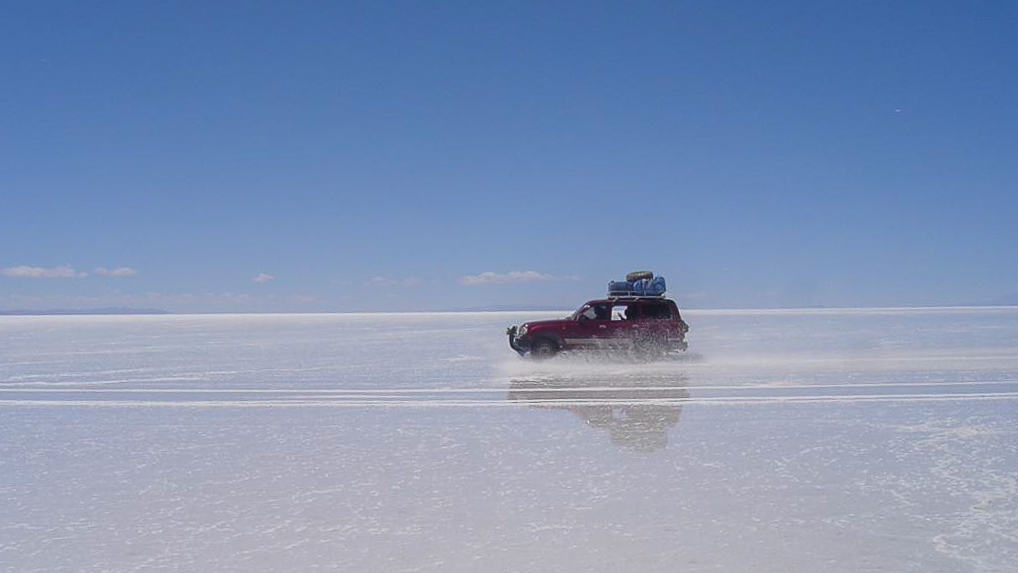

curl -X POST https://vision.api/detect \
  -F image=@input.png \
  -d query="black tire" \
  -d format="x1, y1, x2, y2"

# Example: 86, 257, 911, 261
626, 270, 654, 282
530, 338, 559, 360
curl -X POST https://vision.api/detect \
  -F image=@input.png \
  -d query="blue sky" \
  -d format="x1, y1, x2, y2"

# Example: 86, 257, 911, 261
2, 1, 1016, 312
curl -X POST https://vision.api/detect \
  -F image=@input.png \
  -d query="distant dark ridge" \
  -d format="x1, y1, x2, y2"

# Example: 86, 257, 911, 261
445, 304, 571, 312
985, 294, 1018, 306
0, 308, 171, 316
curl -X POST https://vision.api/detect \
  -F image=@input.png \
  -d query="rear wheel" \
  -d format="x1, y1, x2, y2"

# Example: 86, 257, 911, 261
634, 338, 668, 360
530, 338, 559, 360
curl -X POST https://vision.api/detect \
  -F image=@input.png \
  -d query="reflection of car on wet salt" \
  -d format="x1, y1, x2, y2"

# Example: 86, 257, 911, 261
507, 272, 689, 359
507, 374, 688, 452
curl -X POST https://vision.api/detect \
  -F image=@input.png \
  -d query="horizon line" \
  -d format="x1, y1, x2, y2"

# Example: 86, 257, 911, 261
3, 304, 1018, 317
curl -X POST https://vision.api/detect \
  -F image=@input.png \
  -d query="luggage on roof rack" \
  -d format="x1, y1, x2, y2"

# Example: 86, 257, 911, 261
608, 275, 666, 297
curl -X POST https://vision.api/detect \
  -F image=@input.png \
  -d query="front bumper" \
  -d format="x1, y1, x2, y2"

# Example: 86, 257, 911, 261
506, 326, 531, 356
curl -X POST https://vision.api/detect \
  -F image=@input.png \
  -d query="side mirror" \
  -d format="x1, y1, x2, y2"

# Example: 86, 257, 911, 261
577, 314, 588, 323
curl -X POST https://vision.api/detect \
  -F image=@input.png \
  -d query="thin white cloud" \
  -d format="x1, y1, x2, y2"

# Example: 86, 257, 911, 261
1, 265, 87, 278
366, 276, 423, 288
253, 273, 275, 284
459, 270, 559, 286
0, 291, 318, 313
94, 266, 138, 277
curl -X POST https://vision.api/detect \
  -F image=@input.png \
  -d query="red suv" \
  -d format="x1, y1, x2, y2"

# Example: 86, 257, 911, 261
507, 297, 689, 359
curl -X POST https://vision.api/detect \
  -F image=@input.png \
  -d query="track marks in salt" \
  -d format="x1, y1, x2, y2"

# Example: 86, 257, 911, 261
3, 379, 1018, 408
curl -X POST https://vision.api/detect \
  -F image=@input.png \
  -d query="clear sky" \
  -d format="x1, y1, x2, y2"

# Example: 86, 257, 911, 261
2, 1, 1016, 312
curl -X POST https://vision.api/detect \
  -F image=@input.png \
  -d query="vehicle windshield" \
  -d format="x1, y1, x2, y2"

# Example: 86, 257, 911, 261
570, 302, 610, 320
569, 304, 587, 320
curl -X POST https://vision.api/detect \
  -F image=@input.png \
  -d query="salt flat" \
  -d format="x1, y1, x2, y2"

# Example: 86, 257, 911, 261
2, 308, 1017, 572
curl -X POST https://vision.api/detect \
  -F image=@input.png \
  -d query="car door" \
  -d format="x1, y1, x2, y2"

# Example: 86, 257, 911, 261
607, 301, 639, 346
568, 302, 612, 348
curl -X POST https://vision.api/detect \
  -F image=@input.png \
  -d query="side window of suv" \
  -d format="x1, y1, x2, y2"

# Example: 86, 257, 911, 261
611, 304, 631, 321
642, 302, 672, 319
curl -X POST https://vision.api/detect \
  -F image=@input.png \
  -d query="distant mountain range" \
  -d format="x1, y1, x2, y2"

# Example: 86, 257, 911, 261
984, 293, 1018, 306
445, 304, 572, 312
0, 307, 171, 316
2, 301, 1017, 316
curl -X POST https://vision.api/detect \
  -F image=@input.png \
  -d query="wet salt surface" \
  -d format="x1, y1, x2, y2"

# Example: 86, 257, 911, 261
1, 309, 1017, 572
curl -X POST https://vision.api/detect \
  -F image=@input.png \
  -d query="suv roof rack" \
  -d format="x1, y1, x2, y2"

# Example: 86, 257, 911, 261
605, 294, 667, 300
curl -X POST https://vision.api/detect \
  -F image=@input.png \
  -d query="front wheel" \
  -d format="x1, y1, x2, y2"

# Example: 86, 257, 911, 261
530, 338, 559, 360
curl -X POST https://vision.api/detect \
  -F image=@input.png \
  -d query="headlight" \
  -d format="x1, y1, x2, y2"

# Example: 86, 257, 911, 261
518, 324, 528, 337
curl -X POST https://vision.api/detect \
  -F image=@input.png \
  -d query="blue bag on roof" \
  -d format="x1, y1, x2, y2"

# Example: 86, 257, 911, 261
608, 280, 633, 295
